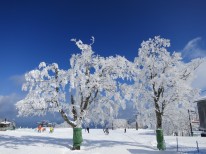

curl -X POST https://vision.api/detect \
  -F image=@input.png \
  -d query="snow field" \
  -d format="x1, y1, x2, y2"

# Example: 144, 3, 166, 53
0, 128, 205, 154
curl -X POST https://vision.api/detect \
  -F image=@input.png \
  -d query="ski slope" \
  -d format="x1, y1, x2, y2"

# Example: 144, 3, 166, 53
0, 128, 205, 154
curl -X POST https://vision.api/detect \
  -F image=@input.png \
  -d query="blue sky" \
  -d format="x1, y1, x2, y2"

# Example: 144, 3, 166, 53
1, 0, 206, 127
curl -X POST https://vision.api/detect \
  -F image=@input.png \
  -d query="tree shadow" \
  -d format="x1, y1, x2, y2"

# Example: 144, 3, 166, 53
177, 146, 206, 154
1, 132, 205, 153
0, 134, 157, 152
0, 134, 72, 149
82, 138, 157, 151
198, 148, 206, 154
137, 131, 156, 135
128, 149, 177, 154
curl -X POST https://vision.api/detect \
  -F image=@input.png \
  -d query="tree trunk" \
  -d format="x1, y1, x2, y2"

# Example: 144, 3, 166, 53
136, 121, 138, 130
59, 110, 83, 150
155, 111, 162, 129
155, 110, 166, 150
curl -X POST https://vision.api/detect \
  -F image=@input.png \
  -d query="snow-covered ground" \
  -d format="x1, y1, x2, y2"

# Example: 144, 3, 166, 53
0, 128, 205, 154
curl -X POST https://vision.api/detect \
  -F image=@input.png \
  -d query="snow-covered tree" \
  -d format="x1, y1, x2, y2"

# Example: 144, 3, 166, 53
132, 36, 204, 134
112, 119, 128, 129
16, 38, 133, 149
116, 36, 205, 150
16, 62, 68, 117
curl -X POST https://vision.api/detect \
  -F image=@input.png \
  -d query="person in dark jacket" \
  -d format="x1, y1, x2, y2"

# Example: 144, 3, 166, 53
86, 127, 89, 133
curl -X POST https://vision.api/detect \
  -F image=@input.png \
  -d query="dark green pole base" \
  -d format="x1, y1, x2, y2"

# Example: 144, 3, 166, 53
73, 128, 83, 150
156, 129, 166, 150
71, 146, 80, 150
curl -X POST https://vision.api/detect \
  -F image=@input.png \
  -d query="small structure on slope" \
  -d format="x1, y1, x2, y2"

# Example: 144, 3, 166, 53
112, 119, 128, 129
0, 119, 15, 131
195, 97, 206, 137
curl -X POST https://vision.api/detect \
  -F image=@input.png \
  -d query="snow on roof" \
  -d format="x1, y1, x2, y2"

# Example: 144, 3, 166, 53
194, 96, 206, 102
0, 121, 11, 124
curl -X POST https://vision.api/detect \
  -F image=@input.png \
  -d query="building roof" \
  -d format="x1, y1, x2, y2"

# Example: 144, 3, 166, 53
0, 121, 11, 124
194, 96, 206, 102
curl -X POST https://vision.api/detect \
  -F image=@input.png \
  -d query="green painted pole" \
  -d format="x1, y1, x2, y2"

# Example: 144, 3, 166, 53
156, 129, 166, 150
73, 128, 83, 150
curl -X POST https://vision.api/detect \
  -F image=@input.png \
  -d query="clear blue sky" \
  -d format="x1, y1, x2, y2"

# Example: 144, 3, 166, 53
1, 0, 206, 126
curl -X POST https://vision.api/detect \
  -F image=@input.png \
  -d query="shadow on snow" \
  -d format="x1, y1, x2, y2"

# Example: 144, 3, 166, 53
0, 134, 72, 150
0, 133, 205, 153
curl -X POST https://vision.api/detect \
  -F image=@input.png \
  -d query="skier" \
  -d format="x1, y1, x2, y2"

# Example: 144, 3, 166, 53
104, 128, 109, 135
49, 127, 54, 133
86, 127, 89, 133
38, 124, 42, 132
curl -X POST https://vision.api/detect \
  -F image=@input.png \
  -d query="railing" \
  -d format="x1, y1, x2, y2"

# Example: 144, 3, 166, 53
175, 137, 201, 153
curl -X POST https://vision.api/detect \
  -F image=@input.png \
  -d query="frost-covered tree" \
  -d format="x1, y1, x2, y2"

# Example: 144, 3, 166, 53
135, 36, 204, 132
120, 36, 205, 150
16, 38, 133, 149
16, 62, 68, 117
132, 36, 204, 134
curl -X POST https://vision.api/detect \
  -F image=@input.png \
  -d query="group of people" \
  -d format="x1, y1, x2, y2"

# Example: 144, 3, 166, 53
37, 125, 45, 132
85, 126, 109, 135
84, 127, 126, 135
37, 124, 54, 133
